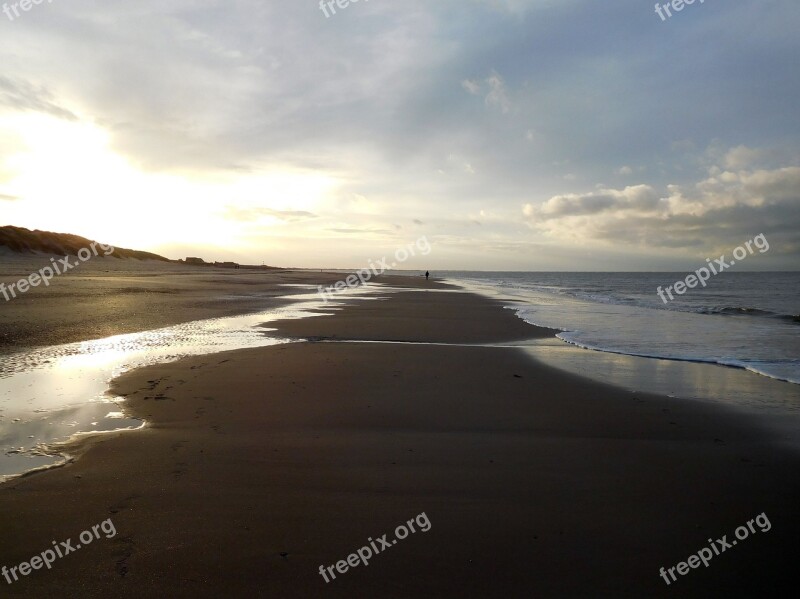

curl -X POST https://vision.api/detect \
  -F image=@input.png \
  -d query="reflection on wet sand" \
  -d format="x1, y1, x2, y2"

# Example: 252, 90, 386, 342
519, 338, 800, 449
0, 285, 381, 481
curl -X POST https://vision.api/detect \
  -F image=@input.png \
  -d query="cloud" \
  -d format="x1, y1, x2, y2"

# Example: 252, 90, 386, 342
328, 227, 396, 235
0, 76, 78, 121
223, 206, 318, 223
722, 145, 767, 170
0, 193, 19, 201
530, 184, 660, 219
524, 159, 800, 255
461, 79, 481, 95
462, 70, 511, 113
484, 71, 511, 113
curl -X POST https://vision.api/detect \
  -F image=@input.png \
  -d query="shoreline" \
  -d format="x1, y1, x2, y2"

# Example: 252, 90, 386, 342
443, 273, 800, 388
0, 281, 797, 596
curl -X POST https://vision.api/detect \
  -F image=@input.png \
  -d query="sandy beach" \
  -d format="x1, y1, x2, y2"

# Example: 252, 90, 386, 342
0, 276, 797, 598
0, 256, 351, 353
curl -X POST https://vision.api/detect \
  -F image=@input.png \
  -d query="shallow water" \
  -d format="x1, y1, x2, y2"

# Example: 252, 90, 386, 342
0, 284, 381, 481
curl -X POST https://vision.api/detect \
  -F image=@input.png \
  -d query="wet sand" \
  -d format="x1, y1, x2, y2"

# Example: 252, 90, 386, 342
0, 281, 797, 598
0, 256, 356, 353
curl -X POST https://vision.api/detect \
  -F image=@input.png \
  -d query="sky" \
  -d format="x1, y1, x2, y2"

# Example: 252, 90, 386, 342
0, 0, 798, 270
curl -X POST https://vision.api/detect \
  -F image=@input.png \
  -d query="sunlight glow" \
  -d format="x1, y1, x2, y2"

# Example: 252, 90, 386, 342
0, 113, 338, 256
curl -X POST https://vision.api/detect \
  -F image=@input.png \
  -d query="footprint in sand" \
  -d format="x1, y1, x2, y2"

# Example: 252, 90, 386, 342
114, 536, 135, 578
109, 494, 140, 515
172, 462, 188, 479
144, 378, 165, 392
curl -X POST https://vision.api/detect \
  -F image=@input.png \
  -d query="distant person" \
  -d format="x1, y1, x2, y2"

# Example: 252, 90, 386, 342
425, 271, 430, 281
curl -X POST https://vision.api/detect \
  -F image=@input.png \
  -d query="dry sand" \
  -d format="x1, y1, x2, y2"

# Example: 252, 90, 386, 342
0, 279, 797, 598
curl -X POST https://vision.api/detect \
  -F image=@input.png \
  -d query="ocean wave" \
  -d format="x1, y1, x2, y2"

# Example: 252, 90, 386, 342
553, 332, 800, 386
694, 306, 800, 324
449, 275, 800, 387
507, 305, 800, 386
496, 280, 800, 324
696, 306, 775, 317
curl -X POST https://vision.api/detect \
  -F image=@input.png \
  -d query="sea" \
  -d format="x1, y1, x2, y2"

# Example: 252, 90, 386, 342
436, 272, 799, 385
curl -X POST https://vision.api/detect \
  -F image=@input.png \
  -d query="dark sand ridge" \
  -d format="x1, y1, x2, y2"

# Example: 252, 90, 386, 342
0, 281, 797, 598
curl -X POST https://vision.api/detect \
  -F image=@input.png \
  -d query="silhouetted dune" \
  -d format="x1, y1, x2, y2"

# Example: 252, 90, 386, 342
0, 225, 170, 261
